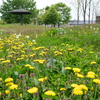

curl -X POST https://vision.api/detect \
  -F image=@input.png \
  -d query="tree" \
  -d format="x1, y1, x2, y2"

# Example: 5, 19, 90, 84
0, 0, 37, 24
81, 0, 100, 24
91, 0, 100, 23
37, 9, 45, 25
43, 6, 59, 27
75, 0, 81, 25
45, 6, 50, 11
67, 0, 81, 25
54, 2, 71, 25
88, 0, 92, 24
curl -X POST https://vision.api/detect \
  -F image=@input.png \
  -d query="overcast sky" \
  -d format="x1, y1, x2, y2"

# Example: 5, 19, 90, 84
0, 0, 78, 20
34, 0, 66, 9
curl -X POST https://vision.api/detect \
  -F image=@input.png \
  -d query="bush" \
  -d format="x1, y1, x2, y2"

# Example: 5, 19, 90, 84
46, 28, 66, 36
0, 19, 6, 25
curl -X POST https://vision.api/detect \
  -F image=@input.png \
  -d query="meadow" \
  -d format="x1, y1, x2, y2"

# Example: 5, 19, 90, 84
0, 23, 100, 100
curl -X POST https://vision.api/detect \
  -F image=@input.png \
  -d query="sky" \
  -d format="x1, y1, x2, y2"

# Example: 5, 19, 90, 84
0, 0, 78, 20
34, 0, 66, 9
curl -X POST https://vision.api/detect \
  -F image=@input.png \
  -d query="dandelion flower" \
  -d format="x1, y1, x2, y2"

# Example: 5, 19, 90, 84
64, 67, 71, 70
73, 90, 83, 95
86, 74, 95, 78
87, 71, 96, 76
60, 88, 66, 91
2, 60, 10, 63
27, 87, 38, 94
89, 51, 94, 53
79, 84, 88, 91
90, 61, 96, 64
71, 84, 79, 88
73, 68, 81, 73
25, 64, 31, 67
77, 48, 83, 52
19, 93, 23, 98
86, 71, 96, 78
73, 87, 83, 95
38, 77, 47, 82
5, 78, 13, 82
0, 78, 2, 81
9, 84, 18, 90
5, 90, 10, 95
38, 78, 44, 82
93, 79, 100, 84
0, 92, 1, 96
77, 73, 84, 78
45, 90, 56, 96
6, 82, 14, 86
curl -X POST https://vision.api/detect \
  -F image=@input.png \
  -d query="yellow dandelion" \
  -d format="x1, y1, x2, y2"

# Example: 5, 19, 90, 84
45, 90, 56, 96
60, 88, 66, 91
73, 86, 83, 95
38, 78, 44, 82
25, 64, 31, 67
71, 84, 79, 88
0, 58, 4, 61
86, 74, 95, 78
64, 67, 71, 70
93, 79, 100, 84
29, 66, 35, 69
89, 51, 94, 53
27, 87, 38, 94
73, 90, 83, 95
77, 73, 84, 78
38, 77, 47, 82
19, 93, 23, 98
2, 60, 10, 63
90, 61, 96, 64
90, 87, 94, 90
6, 82, 14, 86
9, 84, 18, 90
34, 59, 45, 64
79, 84, 88, 91
5, 78, 13, 82
73, 68, 81, 73
44, 77, 47, 80
77, 48, 83, 52
68, 48, 73, 51
0, 78, 2, 81
5, 90, 10, 95
87, 71, 96, 76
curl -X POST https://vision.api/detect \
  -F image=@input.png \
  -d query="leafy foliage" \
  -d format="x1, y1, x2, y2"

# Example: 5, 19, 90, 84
0, 0, 37, 24
37, 2, 71, 26
54, 2, 71, 24
43, 6, 59, 27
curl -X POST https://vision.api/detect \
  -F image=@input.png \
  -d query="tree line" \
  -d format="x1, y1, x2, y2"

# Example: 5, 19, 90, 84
0, 0, 71, 26
67, 0, 100, 24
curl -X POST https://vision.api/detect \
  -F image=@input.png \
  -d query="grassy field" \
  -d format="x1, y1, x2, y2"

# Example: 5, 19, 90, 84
0, 23, 100, 100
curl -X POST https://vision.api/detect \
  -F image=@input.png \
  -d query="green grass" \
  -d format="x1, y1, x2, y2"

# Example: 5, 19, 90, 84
0, 23, 100, 100
0, 24, 52, 34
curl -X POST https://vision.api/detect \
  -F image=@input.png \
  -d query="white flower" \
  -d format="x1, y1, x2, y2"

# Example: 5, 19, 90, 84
32, 40, 36, 42
16, 35, 19, 39
26, 36, 30, 38
21, 43, 24, 45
